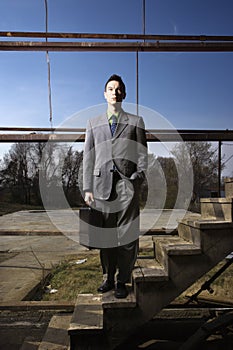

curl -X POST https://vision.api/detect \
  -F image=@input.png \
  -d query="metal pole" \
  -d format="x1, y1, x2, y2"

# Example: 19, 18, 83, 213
136, 51, 139, 115
218, 141, 222, 196
136, 0, 146, 116
44, 0, 53, 129
142, 0, 146, 36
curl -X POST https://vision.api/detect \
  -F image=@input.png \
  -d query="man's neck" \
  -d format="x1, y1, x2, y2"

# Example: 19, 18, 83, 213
108, 103, 122, 115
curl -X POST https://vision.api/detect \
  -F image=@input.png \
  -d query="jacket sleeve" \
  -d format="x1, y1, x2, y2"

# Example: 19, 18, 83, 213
83, 119, 95, 192
130, 116, 148, 183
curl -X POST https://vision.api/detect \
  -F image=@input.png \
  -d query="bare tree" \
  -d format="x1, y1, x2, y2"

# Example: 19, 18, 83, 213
172, 141, 224, 210
157, 156, 178, 208
0, 143, 32, 203
0, 142, 70, 206
62, 147, 84, 206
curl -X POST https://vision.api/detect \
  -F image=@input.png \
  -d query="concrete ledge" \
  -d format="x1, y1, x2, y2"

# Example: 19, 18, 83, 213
102, 288, 136, 309
133, 267, 168, 283
200, 198, 232, 203
0, 301, 74, 311
179, 218, 233, 230
0, 230, 64, 236
194, 220, 233, 230
166, 244, 201, 256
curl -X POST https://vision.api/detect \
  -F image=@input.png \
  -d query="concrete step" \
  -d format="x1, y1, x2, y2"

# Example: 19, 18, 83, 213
153, 236, 201, 271
69, 210, 233, 349
178, 220, 201, 245
38, 313, 72, 350
102, 287, 136, 309
68, 294, 108, 350
133, 266, 168, 283
225, 177, 233, 198
133, 258, 168, 283
200, 197, 233, 221
20, 338, 40, 350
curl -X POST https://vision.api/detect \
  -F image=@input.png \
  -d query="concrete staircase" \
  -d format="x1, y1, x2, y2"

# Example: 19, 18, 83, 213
68, 178, 233, 349
20, 312, 72, 350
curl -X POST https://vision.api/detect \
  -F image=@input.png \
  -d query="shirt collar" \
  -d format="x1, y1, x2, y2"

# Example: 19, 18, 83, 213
107, 109, 120, 120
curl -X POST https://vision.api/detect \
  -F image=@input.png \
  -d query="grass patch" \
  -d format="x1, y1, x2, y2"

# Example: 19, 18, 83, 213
41, 252, 103, 302
38, 251, 233, 304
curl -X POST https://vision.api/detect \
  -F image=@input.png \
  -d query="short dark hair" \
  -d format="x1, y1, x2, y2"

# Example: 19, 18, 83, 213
104, 74, 126, 98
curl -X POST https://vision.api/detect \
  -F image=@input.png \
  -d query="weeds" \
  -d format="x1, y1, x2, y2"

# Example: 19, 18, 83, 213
41, 253, 102, 301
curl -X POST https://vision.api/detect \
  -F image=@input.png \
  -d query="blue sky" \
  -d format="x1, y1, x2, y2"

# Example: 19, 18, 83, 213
0, 0, 233, 174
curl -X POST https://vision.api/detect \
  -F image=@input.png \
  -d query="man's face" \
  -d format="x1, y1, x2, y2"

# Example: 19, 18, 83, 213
104, 80, 125, 106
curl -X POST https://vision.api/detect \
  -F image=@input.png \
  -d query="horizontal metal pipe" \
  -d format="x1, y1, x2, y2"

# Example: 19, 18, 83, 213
1, 41, 233, 52
1, 127, 232, 134
1, 31, 233, 42
1, 131, 233, 142
0, 126, 86, 132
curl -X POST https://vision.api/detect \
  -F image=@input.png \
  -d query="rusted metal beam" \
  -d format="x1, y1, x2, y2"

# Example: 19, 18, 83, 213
0, 133, 85, 142
0, 127, 232, 134
0, 130, 233, 143
146, 132, 233, 142
1, 41, 233, 52
0, 126, 86, 132
1, 31, 233, 42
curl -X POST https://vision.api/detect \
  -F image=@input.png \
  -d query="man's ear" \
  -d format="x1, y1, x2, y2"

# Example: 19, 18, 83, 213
104, 91, 107, 100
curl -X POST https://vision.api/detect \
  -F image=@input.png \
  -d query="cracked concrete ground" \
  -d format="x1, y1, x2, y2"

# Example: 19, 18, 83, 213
0, 209, 186, 302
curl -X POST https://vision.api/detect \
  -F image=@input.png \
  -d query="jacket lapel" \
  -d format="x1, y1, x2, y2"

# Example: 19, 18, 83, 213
114, 111, 128, 138
96, 113, 112, 139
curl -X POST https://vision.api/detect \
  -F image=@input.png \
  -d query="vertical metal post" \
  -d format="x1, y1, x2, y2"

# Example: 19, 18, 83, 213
136, 50, 139, 115
218, 141, 222, 197
136, 0, 146, 116
44, 0, 53, 129
142, 0, 146, 36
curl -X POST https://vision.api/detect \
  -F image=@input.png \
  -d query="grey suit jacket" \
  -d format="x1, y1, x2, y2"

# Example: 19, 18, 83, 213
83, 109, 148, 200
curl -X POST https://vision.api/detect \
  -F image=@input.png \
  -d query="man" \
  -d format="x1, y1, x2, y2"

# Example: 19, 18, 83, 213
83, 74, 147, 298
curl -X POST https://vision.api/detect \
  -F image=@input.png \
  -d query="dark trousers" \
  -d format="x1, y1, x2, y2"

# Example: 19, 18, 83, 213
96, 172, 139, 283
100, 240, 138, 283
